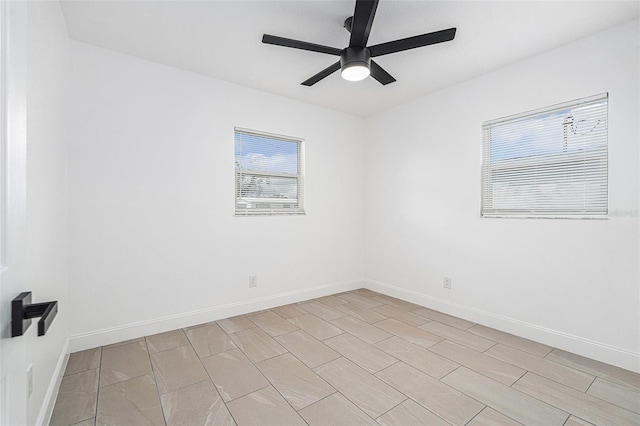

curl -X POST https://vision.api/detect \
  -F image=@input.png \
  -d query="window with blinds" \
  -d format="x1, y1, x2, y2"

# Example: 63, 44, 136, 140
234, 128, 304, 215
481, 93, 608, 218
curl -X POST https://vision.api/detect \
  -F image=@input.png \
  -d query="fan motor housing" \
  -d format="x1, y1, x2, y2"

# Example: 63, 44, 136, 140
340, 46, 371, 70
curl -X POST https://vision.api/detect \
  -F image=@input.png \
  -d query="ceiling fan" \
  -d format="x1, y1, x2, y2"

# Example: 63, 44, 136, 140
262, 0, 457, 86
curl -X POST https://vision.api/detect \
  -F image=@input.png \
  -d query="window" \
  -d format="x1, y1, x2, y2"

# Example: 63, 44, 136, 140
481, 93, 608, 218
234, 128, 304, 215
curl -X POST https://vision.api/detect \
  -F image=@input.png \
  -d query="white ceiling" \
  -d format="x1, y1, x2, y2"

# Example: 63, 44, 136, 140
60, 0, 639, 117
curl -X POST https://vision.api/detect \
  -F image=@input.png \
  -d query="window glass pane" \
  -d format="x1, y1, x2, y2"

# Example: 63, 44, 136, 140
235, 132, 298, 175
234, 128, 304, 215
490, 101, 607, 162
481, 94, 608, 217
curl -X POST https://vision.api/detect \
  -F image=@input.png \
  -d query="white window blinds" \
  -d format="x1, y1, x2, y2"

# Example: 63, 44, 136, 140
234, 128, 304, 215
481, 93, 608, 218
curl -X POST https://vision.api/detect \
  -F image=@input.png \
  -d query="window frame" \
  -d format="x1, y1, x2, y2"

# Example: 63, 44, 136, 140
481, 93, 608, 219
234, 127, 305, 216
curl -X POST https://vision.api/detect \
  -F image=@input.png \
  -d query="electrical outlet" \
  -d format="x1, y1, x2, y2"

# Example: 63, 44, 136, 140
443, 276, 452, 289
249, 275, 257, 288
26, 364, 33, 398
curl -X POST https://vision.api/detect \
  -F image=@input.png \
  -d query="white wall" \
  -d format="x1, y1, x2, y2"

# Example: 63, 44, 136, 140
64, 14, 638, 372
364, 20, 639, 371
67, 41, 365, 344
26, 1, 70, 424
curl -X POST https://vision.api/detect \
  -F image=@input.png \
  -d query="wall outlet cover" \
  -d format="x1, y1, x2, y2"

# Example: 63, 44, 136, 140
444, 276, 452, 289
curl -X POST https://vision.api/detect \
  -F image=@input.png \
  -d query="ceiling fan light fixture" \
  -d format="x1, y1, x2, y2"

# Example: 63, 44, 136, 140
340, 46, 370, 82
341, 64, 370, 81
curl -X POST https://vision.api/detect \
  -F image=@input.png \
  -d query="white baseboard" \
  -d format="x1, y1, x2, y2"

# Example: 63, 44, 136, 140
36, 338, 69, 426
364, 278, 640, 373
69, 279, 363, 353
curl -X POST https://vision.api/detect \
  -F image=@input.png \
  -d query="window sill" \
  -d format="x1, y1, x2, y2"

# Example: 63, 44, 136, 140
235, 211, 306, 217
481, 215, 608, 220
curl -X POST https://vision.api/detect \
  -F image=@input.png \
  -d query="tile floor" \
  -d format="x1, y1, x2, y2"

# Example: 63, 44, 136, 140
50, 289, 640, 426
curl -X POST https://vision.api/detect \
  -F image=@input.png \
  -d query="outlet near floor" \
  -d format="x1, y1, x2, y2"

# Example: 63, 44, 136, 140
443, 276, 452, 289
249, 275, 257, 288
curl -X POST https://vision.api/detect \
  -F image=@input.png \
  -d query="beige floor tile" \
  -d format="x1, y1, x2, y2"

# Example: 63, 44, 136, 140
374, 318, 442, 348
248, 310, 299, 336
299, 393, 377, 426
100, 340, 153, 388
376, 399, 449, 426
353, 288, 379, 298
226, 386, 307, 426
377, 362, 484, 425
324, 333, 398, 373
275, 330, 340, 368
150, 345, 209, 394
335, 302, 388, 323
372, 294, 422, 311
330, 316, 392, 344
256, 353, 335, 410
486, 343, 594, 391
411, 307, 475, 330
59, 368, 99, 393
442, 367, 568, 425
373, 305, 429, 327
332, 291, 355, 298
51, 297, 640, 426
287, 313, 344, 340
96, 375, 164, 426
216, 315, 256, 334
375, 336, 458, 379
314, 295, 349, 307
50, 369, 99, 426
300, 300, 348, 320
160, 379, 234, 426
430, 340, 525, 386
513, 372, 640, 425
336, 293, 385, 309
586, 377, 640, 414
185, 323, 236, 358
545, 348, 640, 389
182, 321, 215, 332
564, 415, 595, 426
271, 303, 306, 319
467, 407, 521, 426
70, 418, 95, 426
200, 348, 269, 402
467, 324, 552, 357
419, 321, 496, 352
315, 357, 406, 418
228, 327, 287, 363
245, 308, 271, 316
102, 337, 146, 350
145, 329, 190, 354
65, 348, 101, 376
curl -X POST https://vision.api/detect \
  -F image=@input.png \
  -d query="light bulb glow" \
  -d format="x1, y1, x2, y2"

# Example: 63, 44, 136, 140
341, 64, 370, 82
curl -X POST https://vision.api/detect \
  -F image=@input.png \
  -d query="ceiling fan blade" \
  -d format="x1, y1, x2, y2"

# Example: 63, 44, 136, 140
370, 60, 396, 85
349, 0, 379, 47
368, 28, 456, 57
301, 62, 341, 86
262, 34, 342, 56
